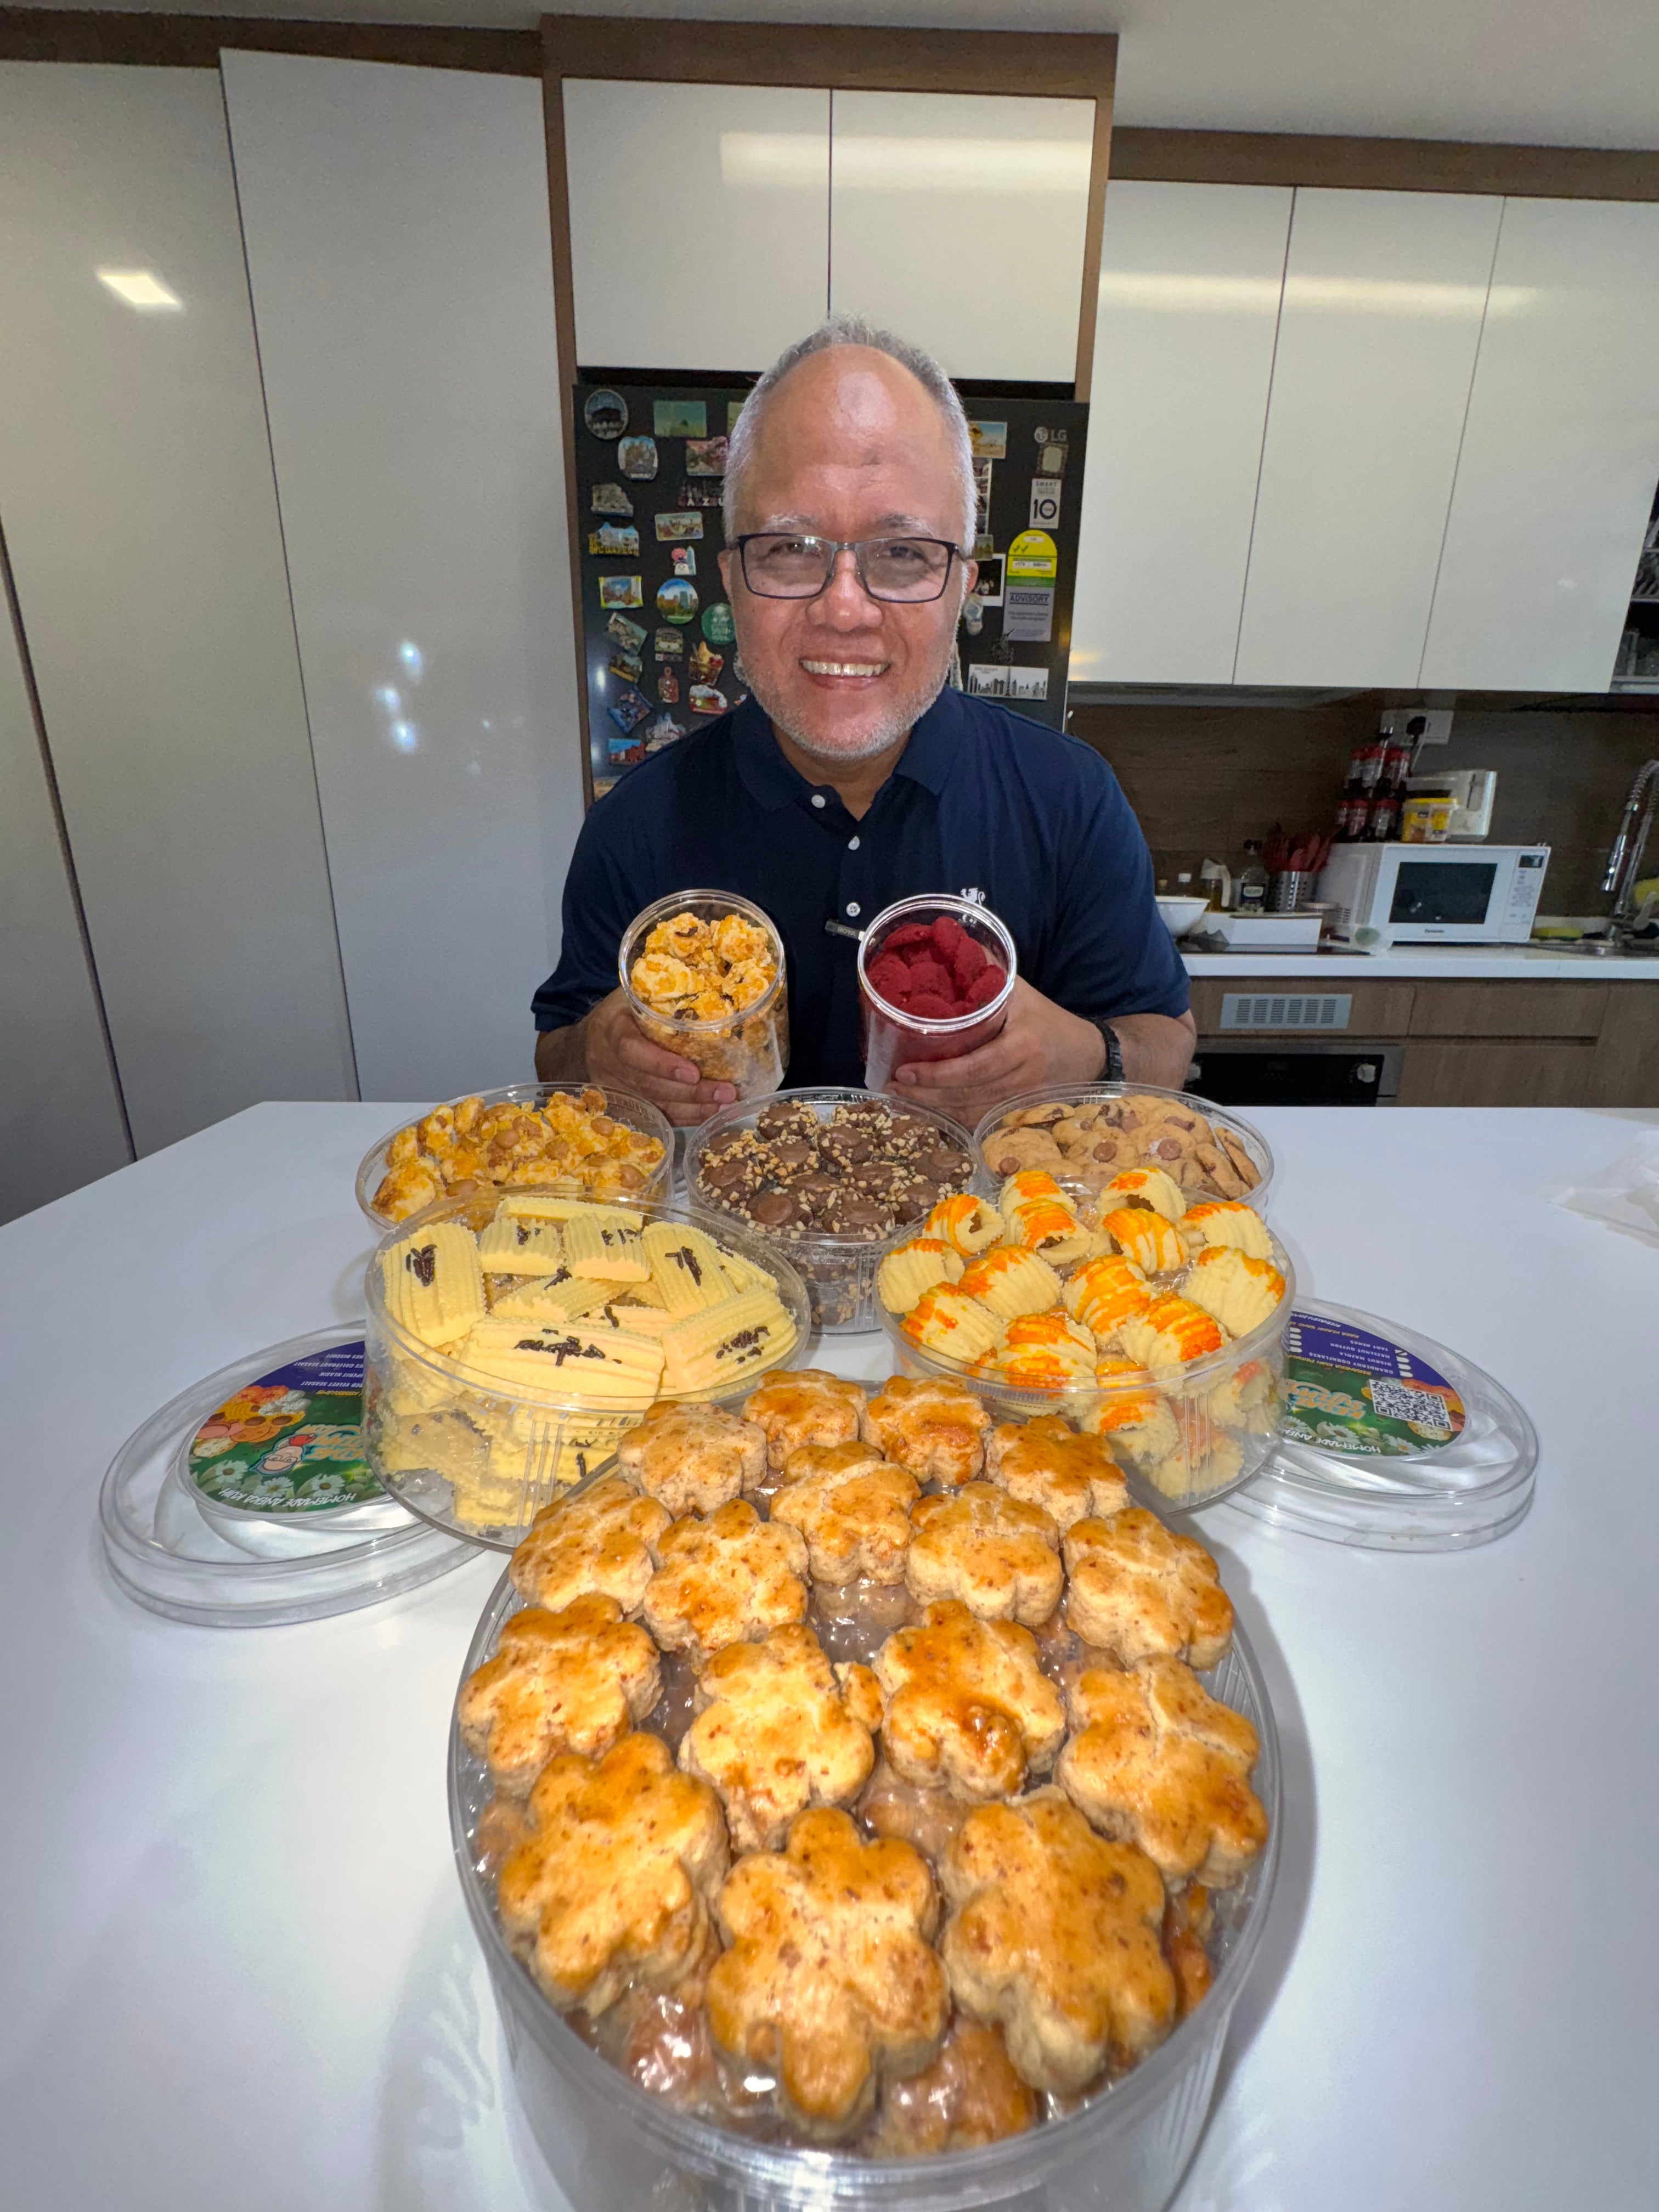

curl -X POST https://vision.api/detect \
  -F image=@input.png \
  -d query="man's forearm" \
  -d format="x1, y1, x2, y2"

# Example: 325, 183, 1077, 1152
1110, 1011, 1198, 1091
533, 1017, 590, 1082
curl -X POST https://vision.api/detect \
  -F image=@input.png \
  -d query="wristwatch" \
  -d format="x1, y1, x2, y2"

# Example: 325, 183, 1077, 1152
1092, 1020, 1125, 1083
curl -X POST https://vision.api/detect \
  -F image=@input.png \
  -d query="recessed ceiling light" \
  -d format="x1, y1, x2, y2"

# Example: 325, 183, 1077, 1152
96, 267, 183, 311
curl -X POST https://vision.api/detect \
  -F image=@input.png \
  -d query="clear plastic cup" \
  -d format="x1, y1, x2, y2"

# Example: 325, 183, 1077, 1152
619, 889, 788, 1100
857, 895, 1018, 1091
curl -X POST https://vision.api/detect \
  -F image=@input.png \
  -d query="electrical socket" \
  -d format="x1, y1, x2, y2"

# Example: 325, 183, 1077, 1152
1381, 706, 1454, 746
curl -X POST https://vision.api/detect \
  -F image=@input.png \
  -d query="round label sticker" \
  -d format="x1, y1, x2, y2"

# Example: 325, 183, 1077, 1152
187, 1340, 382, 1514
701, 600, 736, 645
582, 388, 628, 441
657, 578, 698, 624
1278, 1311, 1467, 1457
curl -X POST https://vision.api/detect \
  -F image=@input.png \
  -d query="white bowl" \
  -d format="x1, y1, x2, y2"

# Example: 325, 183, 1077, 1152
1155, 895, 1211, 938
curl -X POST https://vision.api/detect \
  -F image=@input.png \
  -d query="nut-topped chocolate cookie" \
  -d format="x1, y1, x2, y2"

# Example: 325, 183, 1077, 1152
694, 1097, 974, 1244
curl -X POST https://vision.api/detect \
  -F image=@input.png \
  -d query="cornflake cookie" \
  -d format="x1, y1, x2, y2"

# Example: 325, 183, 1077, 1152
868, 2017, 1036, 2155
940, 1788, 1176, 2094
873, 1600, 1065, 1802
370, 1088, 665, 1223
706, 1808, 950, 2141
1063, 1511, 1234, 1671
741, 1369, 867, 1469
1057, 1658, 1268, 1890
642, 1499, 809, 1666
770, 1455, 919, 1584
865, 1375, 991, 1487
905, 1484, 1063, 1628
678, 1623, 882, 1852
615, 1400, 766, 1516
457, 1594, 661, 1796
983, 1414, 1128, 1531
496, 1731, 728, 2015
507, 1472, 671, 1615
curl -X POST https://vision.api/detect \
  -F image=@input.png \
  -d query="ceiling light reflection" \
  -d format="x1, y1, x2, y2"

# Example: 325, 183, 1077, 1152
398, 640, 424, 678
721, 132, 1090, 195
97, 267, 183, 311
1097, 272, 1538, 318
388, 720, 419, 753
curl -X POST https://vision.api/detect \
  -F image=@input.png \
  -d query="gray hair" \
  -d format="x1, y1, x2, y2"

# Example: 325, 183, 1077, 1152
723, 313, 976, 550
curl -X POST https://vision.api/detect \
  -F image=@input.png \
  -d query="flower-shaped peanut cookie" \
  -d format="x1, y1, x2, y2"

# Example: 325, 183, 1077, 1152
770, 1454, 919, 1584
679, 1623, 882, 1851
865, 1375, 991, 1487
642, 1499, 809, 1666
457, 1593, 662, 1795
741, 1368, 867, 1470
940, 1788, 1175, 2094
706, 1807, 949, 2140
616, 1400, 767, 1516
983, 1414, 1128, 1531
904, 1483, 1062, 1627
507, 1472, 670, 1615
1057, 1657, 1267, 1889
1063, 1510, 1233, 1670
496, 1731, 729, 2015
868, 2017, 1036, 2154
873, 1600, 1065, 1802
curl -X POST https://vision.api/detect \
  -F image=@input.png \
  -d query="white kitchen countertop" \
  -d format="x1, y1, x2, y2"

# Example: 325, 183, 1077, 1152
1183, 943, 1659, 980
3, 1099, 1656, 2212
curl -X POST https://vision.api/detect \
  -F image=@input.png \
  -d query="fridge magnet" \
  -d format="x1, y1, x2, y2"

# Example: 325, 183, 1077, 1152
618, 436, 659, 480
657, 667, 680, 704
973, 554, 1005, 608
701, 600, 736, 645
973, 532, 996, 561
687, 640, 723, 687
1027, 480, 1062, 529
1003, 585, 1054, 642
961, 597, 985, 638
1007, 529, 1058, 583
653, 628, 684, 658
607, 685, 653, 735
654, 511, 703, 543
599, 574, 645, 610
588, 524, 640, 558
645, 714, 687, 751
670, 546, 697, 578
591, 482, 635, 516
608, 647, 644, 685
1007, 666, 1049, 702
678, 481, 723, 509
690, 684, 729, 716
583, 388, 628, 440
1038, 442, 1066, 477
684, 436, 728, 477
653, 398, 707, 438
607, 611, 648, 651
727, 399, 748, 432
607, 733, 646, 769
973, 458, 994, 535
732, 650, 750, 691
657, 578, 698, 624
969, 421, 1008, 461
967, 664, 1009, 698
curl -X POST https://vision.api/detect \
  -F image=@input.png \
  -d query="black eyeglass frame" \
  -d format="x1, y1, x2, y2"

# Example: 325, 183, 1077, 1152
733, 533, 968, 604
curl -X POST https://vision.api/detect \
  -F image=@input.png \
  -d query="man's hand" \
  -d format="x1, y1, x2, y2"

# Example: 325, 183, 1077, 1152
535, 989, 738, 1128
890, 980, 1196, 1127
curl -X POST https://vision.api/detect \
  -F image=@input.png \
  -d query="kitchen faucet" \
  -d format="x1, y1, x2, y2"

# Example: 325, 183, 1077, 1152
1601, 759, 1659, 943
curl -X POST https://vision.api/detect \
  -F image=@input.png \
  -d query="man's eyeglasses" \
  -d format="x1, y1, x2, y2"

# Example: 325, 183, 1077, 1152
735, 533, 964, 605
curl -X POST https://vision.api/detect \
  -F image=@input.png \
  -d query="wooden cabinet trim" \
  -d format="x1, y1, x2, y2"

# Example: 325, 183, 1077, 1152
1111, 128, 1659, 202
1407, 980, 1609, 1038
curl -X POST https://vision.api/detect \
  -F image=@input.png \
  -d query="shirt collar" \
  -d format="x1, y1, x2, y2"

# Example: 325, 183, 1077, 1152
730, 685, 960, 813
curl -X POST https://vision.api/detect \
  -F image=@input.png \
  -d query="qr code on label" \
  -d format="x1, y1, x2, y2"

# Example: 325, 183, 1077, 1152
1368, 1378, 1452, 1431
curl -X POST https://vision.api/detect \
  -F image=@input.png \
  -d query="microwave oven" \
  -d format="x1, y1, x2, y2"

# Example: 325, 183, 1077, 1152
1316, 843, 1550, 946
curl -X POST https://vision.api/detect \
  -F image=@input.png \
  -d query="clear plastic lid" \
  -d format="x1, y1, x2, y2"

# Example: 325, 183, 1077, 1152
1210, 1299, 1538, 1551
100, 1327, 478, 1626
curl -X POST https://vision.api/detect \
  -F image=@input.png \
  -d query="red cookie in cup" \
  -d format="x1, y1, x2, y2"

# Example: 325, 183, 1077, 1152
858, 896, 1018, 1090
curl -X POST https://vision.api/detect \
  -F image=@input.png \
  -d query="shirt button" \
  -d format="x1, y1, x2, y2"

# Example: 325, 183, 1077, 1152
848, 836, 860, 850
846, 901, 861, 918
811, 794, 827, 809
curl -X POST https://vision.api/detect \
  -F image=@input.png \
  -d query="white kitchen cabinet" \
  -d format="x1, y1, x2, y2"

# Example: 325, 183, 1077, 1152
223, 52, 588, 1102
1234, 189, 1502, 688
563, 79, 830, 371
0, 62, 358, 1156
828, 90, 1095, 382
1071, 179, 1292, 684
1420, 198, 1659, 691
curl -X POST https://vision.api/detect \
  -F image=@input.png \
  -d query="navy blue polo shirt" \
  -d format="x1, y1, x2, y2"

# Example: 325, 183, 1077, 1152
533, 687, 1188, 1086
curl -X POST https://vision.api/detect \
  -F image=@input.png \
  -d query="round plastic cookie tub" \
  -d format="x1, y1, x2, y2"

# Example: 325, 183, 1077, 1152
879, 1234, 1297, 1514
356, 1082, 674, 1228
683, 1087, 977, 1333
857, 894, 1018, 1092
974, 1085, 1276, 1215
619, 888, 789, 1101
364, 1194, 810, 1550
450, 1564, 1282, 2212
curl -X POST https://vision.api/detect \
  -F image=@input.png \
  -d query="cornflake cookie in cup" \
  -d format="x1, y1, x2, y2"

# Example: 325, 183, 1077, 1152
619, 889, 788, 1100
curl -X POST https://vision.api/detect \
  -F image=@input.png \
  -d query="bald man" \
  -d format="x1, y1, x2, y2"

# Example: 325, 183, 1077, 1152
534, 315, 1194, 1127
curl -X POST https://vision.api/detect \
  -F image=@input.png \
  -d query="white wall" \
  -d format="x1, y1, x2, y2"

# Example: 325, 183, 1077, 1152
0, 63, 358, 1155
222, 51, 585, 1102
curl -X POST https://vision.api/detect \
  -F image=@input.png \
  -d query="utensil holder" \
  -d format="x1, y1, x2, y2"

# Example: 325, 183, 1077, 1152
1269, 870, 1313, 911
